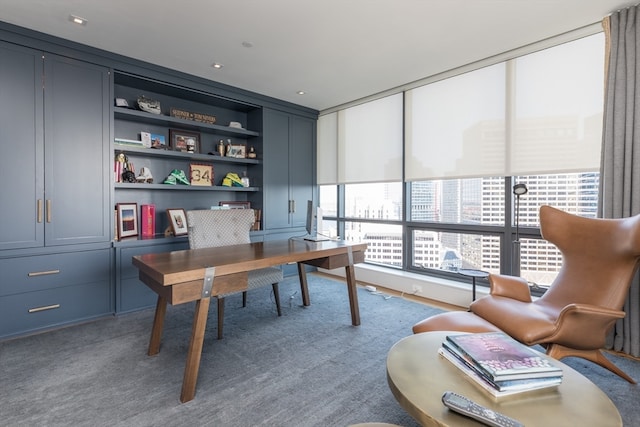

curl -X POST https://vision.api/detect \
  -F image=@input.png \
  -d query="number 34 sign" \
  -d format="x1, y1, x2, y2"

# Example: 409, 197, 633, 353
190, 164, 213, 186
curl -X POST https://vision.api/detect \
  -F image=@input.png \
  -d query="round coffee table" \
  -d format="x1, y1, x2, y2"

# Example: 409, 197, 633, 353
386, 332, 622, 426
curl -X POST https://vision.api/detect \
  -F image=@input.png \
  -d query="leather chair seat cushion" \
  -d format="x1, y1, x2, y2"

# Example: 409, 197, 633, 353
471, 296, 558, 345
412, 311, 502, 334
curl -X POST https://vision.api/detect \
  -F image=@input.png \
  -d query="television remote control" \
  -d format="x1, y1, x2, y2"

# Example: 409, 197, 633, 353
442, 391, 524, 427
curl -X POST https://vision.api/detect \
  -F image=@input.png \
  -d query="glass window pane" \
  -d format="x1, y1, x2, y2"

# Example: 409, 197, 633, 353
513, 172, 600, 228
411, 230, 501, 274
519, 237, 562, 288
345, 221, 403, 268
319, 185, 337, 217
345, 182, 403, 220
410, 178, 505, 224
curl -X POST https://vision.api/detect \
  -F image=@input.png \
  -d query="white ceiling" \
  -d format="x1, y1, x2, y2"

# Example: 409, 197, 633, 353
0, 0, 635, 112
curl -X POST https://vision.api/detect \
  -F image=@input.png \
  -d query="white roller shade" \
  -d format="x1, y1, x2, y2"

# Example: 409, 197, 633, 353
317, 112, 338, 185
338, 93, 403, 184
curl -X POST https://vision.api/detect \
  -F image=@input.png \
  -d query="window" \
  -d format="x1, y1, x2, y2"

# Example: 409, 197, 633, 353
317, 31, 604, 291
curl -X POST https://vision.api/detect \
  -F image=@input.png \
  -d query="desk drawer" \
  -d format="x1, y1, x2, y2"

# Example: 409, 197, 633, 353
0, 280, 111, 339
0, 250, 110, 297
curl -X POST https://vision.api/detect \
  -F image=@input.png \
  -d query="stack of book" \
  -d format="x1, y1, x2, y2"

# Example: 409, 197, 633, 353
439, 332, 563, 398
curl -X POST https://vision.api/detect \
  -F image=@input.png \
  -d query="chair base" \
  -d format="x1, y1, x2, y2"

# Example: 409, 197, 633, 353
546, 343, 636, 384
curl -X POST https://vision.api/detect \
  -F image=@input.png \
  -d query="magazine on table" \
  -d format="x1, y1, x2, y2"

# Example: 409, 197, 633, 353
445, 332, 563, 381
438, 348, 562, 398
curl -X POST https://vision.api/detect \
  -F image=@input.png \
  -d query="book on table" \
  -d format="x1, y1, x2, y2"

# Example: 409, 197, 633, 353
444, 332, 563, 382
438, 347, 562, 398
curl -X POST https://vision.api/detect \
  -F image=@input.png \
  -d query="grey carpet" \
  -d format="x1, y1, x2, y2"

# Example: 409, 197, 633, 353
0, 273, 638, 427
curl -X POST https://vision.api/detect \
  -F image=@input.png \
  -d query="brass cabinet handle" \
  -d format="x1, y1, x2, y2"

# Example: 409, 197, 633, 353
28, 304, 61, 313
46, 199, 52, 223
28, 270, 60, 277
37, 199, 43, 223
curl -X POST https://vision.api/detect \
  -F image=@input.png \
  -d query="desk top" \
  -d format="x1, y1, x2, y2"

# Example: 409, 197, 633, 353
132, 239, 367, 286
386, 332, 621, 427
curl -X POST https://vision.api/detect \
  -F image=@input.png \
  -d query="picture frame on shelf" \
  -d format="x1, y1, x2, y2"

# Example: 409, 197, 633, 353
169, 129, 199, 153
219, 201, 251, 209
190, 163, 213, 186
227, 144, 246, 158
116, 203, 139, 239
166, 208, 188, 236
150, 133, 167, 149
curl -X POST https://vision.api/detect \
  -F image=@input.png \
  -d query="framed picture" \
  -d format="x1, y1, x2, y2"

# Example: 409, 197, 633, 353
166, 208, 188, 236
116, 203, 138, 239
227, 144, 246, 158
190, 163, 213, 186
150, 133, 167, 149
169, 129, 200, 153
219, 201, 251, 209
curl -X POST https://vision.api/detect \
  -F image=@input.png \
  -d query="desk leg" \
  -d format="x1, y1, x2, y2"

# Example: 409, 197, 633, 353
297, 262, 311, 306
345, 248, 361, 326
148, 295, 168, 356
180, 297, 211, 403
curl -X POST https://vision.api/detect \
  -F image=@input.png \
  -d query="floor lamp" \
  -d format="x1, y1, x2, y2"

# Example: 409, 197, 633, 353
512, 183, 528, 275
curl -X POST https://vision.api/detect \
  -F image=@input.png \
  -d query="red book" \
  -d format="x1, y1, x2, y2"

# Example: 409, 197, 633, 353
140, 204, 155, 237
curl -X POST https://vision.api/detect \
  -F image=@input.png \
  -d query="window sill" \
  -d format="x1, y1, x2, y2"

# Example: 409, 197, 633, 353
319, 263, 485, 309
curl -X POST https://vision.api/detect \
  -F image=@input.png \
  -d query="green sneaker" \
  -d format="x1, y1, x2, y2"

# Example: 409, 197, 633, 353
163, 174, 177, 185
171, 169, 190, 185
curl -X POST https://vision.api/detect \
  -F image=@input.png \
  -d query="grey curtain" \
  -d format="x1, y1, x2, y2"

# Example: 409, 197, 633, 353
600, 7, 640, 357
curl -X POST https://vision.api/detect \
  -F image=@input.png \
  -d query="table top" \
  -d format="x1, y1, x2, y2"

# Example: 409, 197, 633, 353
457, 269, 489, 278
132, 239, 368, 286
386, 332, 621, 427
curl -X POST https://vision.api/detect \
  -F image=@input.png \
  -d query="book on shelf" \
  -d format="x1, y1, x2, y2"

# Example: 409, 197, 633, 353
445, 332, 563, 381
438, 347, 562, 398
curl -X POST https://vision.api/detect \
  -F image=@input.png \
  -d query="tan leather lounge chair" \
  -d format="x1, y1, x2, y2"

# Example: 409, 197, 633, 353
413, 205, 640, 383
186, 209, 283, 339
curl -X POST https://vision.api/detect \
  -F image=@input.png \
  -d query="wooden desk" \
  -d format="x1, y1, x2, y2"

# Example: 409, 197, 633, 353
132, 239, 367, 403
387, 332, 622, 426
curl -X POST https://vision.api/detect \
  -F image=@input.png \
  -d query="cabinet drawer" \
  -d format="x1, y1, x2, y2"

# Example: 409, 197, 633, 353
0, 280, 111, 339
0, 250, 110, 297
119, 242, 188, 279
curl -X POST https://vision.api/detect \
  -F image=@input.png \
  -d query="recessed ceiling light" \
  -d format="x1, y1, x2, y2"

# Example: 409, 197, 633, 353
297, 91, 306, 95
69, 14, 87, 26
211, 63, 223, 69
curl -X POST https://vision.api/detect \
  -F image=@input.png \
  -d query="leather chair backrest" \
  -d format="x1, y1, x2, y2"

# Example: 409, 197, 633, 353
538, 205, 640, 311
186, 209, 255, 249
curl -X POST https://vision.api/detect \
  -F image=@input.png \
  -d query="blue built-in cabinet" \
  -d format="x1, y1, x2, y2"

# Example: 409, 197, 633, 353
0, 21, 318, 338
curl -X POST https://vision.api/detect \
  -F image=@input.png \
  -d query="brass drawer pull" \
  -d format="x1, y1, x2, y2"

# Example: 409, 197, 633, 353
28, 304, 61, 313
28, 269, 60, 277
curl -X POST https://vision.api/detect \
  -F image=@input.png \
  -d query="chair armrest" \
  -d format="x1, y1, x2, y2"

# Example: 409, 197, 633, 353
549, 304, 626, 349
488, 274, 532, 302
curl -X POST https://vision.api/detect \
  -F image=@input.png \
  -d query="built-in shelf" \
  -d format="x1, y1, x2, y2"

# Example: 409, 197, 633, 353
115, 183, 259, 191
113, 144, 261, 164
114, 107, 260, 138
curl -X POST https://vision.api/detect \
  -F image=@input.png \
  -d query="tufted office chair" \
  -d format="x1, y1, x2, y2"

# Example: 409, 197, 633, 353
413, 205, 640, 383
186, 209, 283, 339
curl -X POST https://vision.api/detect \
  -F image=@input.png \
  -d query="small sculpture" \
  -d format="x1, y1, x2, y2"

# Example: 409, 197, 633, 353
247, 146, 257, 159
136, 167, 153, 183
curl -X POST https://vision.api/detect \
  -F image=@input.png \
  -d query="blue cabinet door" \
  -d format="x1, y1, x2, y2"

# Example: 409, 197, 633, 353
0, 42, 44, 250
